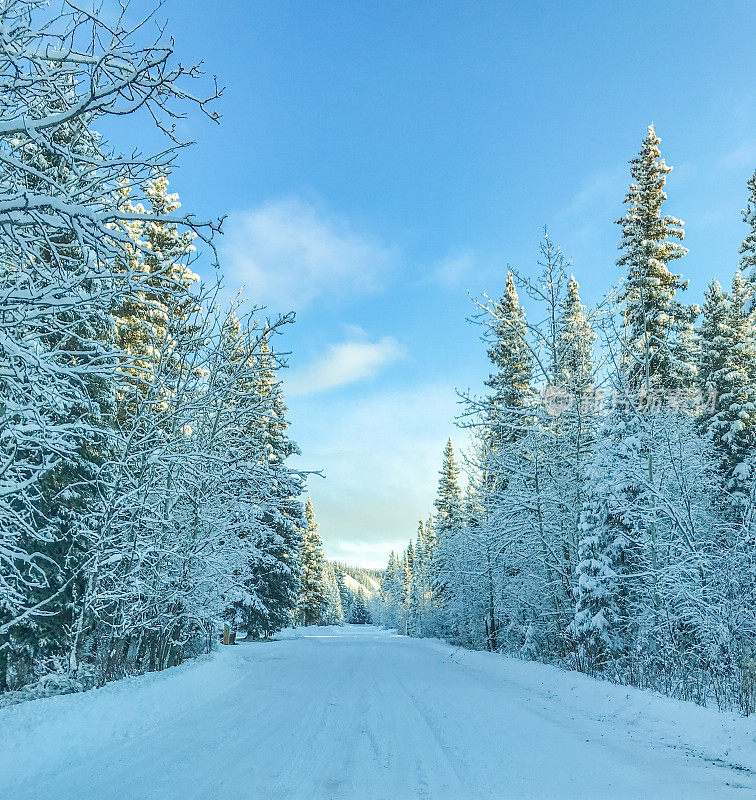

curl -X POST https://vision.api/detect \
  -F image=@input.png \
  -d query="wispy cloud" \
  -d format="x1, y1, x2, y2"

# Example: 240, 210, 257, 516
556, 164, 626, 222
718, 142, 756, 173
431, 250, 475, 290
287, 335, 407, 398
221, 197, 396, 310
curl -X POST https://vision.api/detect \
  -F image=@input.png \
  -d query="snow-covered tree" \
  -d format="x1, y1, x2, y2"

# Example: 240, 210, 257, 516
702, 271, 756, 499
740, 169, 756, 307
233, 334, 303, 638
0, 0, 220, 691
321, 563, 345, 626
432, 438, 463, 604
616, 124, 688, 394
298, 498, 328, 626
483, 272, 534, 451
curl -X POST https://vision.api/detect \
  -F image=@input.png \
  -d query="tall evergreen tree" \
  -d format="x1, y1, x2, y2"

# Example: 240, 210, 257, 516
434, 439, 463, 536
697, 279, 731, 429
484, 272, 534, 448
740, 169, 756, 308
616, 124, 688, 394
704, 271, 756, 497
236, 334, 303, 638
113, 175, 199, 421
550, 275, 598, 596
298, 498, 327, 626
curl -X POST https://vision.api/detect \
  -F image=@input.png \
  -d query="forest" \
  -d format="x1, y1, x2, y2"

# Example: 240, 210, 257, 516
0, 0, 352, 702
376, 125, 756, 716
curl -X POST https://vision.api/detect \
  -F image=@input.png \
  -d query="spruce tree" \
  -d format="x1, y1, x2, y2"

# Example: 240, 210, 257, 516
616, 124, 688, 395
555, 276, 595, 400
434, 439, 462, 540
485, 272, 534, 448
570, 464, 623, 670
432, 438, 463, 604
321, 563, 345, 625
697, 279, 731, 430
551, 275, 597, 588
349, 590, 371, 624
704, 271, 756, 497
238, 334, 303, 637
740, 169, 756, 306
113, 175, 199, 421
298, 498, 328, 626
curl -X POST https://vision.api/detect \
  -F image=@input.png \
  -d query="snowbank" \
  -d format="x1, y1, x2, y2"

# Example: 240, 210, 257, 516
418, 635, 756, 774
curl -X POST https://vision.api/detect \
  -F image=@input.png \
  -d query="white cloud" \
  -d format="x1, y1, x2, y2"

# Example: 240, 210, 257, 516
431, 250, 475, 290
718, 142, 756, 172
287, 335, 407, 398
221, 197, 396, 310
556, 164, 626, 221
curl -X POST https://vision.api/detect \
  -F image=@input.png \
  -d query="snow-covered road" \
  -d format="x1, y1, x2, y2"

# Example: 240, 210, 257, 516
1, 625, 754, 800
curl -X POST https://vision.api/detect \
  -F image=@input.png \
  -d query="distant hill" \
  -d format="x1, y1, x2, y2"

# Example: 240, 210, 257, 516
327, 562, 382, 625
329, 562, 382, 597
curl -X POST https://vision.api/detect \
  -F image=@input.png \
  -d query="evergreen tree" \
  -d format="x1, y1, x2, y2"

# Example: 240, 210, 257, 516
697, 278, 731, 431
298, 498, 328, 626
616, 124, 688, 394
704, 271, 756, 497
550, 275, 598, 596
113, 175, 199, 421
740, 169, 756, 307
555, 276, 595, 395
235, 334, 303, 638
432, 439, 463, 604
434, 439, 463, 535
321, 563, 345, 626
669, 302, 700, 393
570, 441, 624, 671
484, 272, 534, 448
349, 589, 371, 624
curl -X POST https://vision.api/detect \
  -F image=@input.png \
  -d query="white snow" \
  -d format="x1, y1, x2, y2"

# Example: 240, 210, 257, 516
0, 626, 753, 799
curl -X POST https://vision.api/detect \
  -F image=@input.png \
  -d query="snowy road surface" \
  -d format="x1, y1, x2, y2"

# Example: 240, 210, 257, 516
1, 626, 754, 800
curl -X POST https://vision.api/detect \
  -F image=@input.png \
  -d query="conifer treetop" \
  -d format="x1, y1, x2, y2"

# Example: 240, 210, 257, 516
616, 124, 689, 391
739, 169, 756, 281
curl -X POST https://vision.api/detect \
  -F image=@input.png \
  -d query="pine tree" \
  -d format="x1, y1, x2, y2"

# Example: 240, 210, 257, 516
434, 439, 463, 535
484, 272, 534, 448
616, 124, 688, 395
349, 589, 371, 624
704, 271, 756, 497
570, 463, 623, 671
669, 302, 700, 394
551, 275, 598, 595
242, 335, 303, 637
740, 169, 756, 307
113, 175, 199, 421
298, 498, 328, 626
321, 563, 345, 625
698, 278, 731, 431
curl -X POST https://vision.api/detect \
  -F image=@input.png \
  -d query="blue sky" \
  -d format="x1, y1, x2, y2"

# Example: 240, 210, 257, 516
114, 1, 755, 567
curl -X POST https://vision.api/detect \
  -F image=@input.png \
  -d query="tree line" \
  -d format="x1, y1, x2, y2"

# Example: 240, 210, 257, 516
0, 0, 337, 700
376, 125, 756, 716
